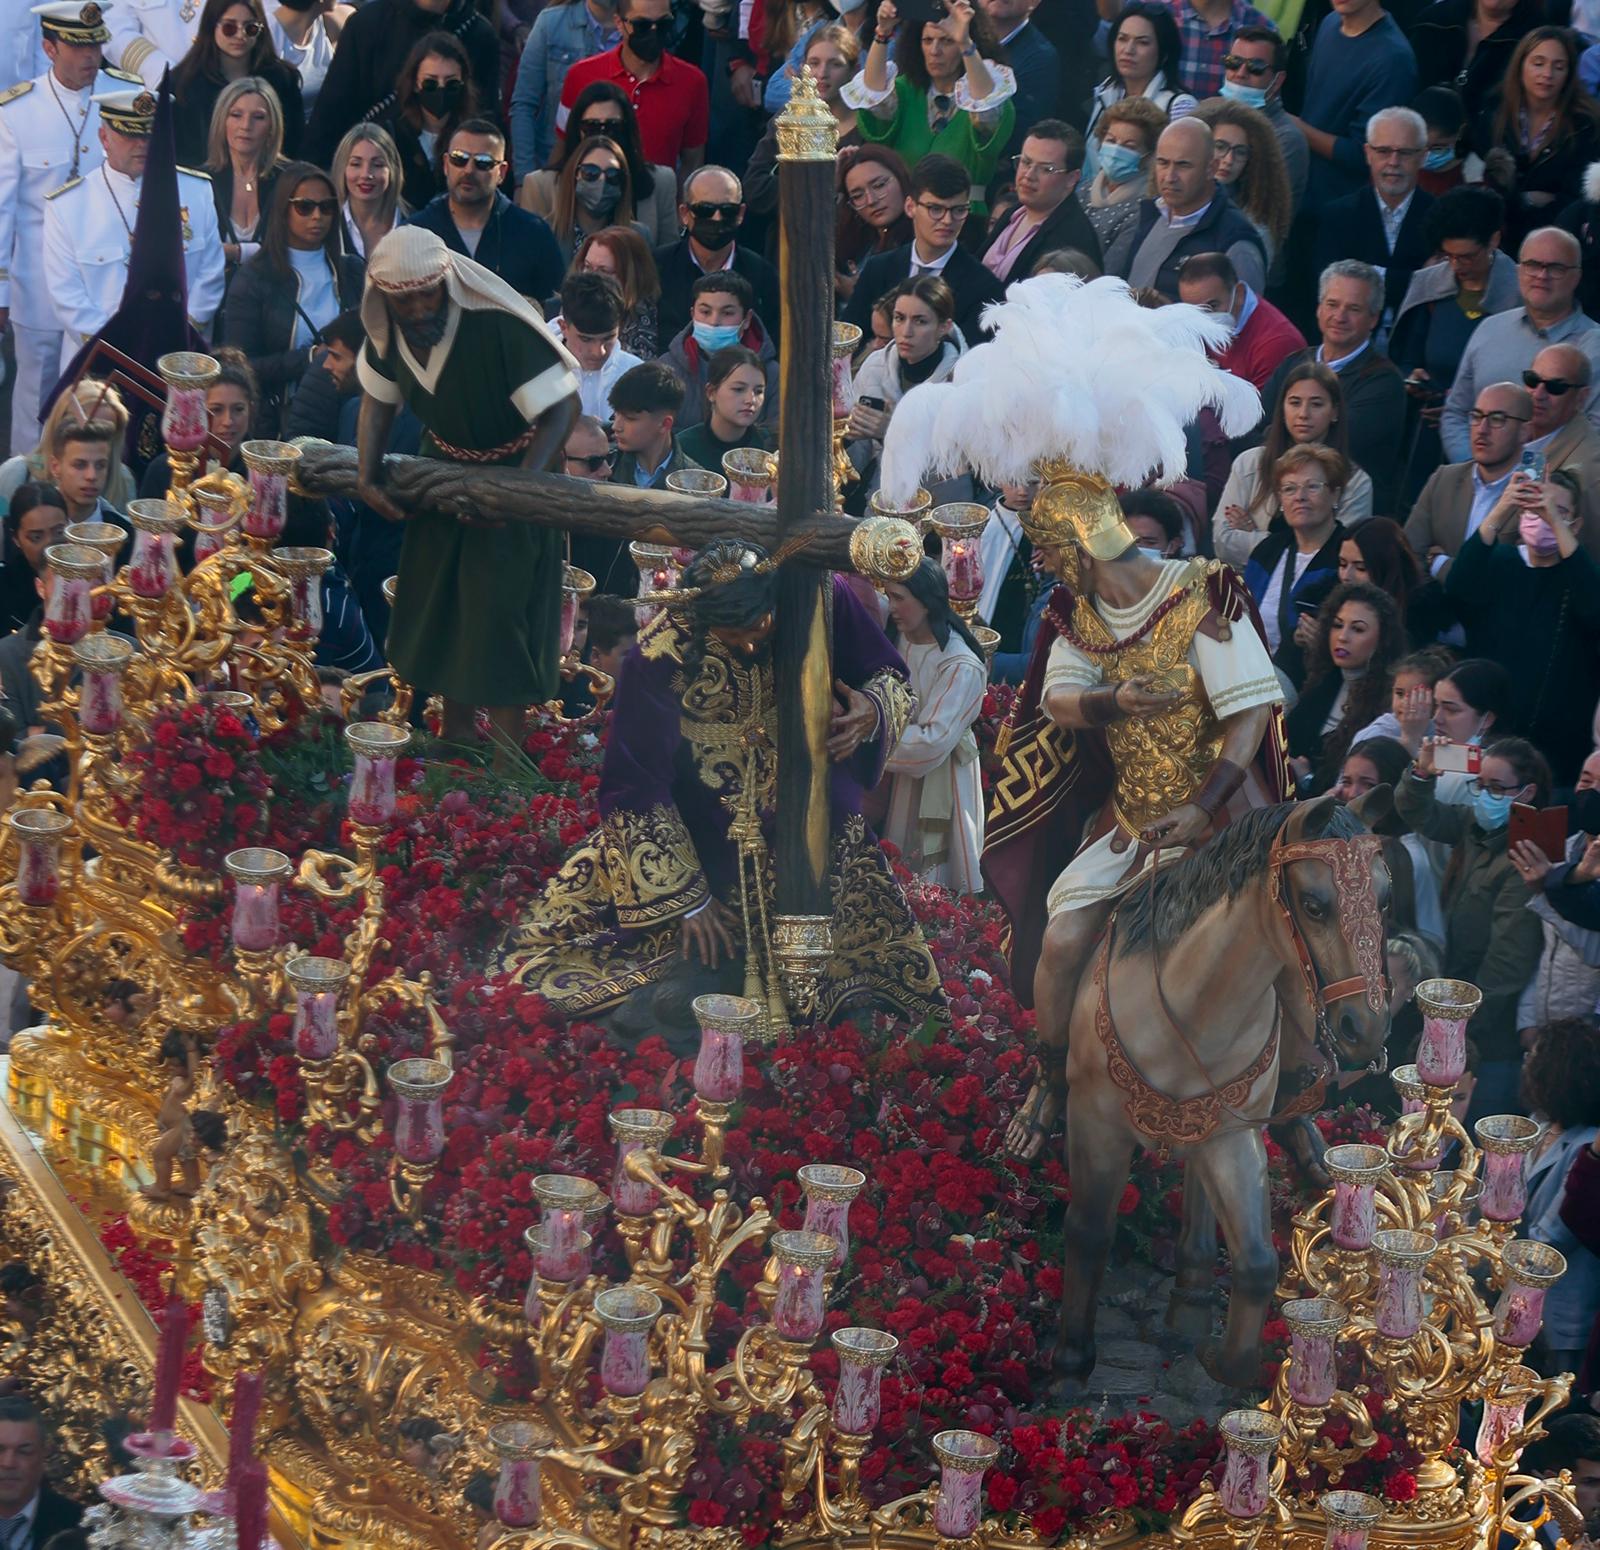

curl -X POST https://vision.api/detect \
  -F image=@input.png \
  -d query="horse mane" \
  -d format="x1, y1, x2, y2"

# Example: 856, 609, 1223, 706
1113, 800, 1369, 958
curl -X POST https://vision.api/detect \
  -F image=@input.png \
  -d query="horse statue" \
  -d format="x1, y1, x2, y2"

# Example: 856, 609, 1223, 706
1054, 790, 1393, 1395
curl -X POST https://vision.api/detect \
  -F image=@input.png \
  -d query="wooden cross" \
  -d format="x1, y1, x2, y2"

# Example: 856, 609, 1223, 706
293, 74, 875, 1003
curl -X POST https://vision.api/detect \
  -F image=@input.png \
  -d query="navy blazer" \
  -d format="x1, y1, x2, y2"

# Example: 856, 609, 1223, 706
1243, 520, 1347, 687
1312, 185, 1436, 324
843, 243, 1005, 347
1001, 21, 1064, 156
405, 194, 565, 307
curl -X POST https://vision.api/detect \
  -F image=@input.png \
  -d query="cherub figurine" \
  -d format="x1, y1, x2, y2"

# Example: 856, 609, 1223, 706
141, 1031, 228, 1200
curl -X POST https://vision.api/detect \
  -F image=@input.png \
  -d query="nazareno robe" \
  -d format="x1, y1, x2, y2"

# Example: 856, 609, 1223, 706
498, 578, 943, 1023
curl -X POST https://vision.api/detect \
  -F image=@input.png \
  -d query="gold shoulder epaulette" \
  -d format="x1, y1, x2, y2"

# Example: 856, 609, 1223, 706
45, 175, 82, 199
638, 609, 686, 663
100, 64, 141, 82
177, 164, 211, 181
0, 81, 34, 106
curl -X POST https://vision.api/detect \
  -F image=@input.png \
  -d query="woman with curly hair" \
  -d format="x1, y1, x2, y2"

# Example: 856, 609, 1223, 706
1336, 517, 1456, 647
1076, 97, 1164, 254
1519, 1016, 1600, 1376
1191, 98, 1293, 276
1286, 580, 1405, 793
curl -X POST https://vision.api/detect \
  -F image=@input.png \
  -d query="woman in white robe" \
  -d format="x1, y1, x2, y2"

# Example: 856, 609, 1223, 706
881, 559, 988, 896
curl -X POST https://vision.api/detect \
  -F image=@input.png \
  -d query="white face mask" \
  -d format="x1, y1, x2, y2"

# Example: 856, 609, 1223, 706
1137, 546, 1166, 561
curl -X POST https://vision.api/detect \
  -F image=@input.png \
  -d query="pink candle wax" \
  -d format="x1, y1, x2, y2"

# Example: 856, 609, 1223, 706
231, 880, 280, 952
1330, 1178, 1378, 1252
127, 530, 176, 599
494, 1456, 541, 1528
803, 1196, 851, 1271
833, 1359, 883, 1435
392, 1091, 444, 1164
559, 589, 580, 656
535, 1207, 587, 1282
600, 1327, 650, 1397
612, 1136, 658, 1217
772, 1257, 825, 1342
1218, 1446, 1270, 1519
245, 468, 286, 541
348, 754, 398, 827
79, 669, 122, 735
1288, 1325, 1338, 1408
944, 539, 982, 600
294, 988, 339, 1060
15, 837, 61, 907
45, 575, 91, 644
831, 353, 854, 417
1480, 1149, 1528, 1223
90, 557, 113, 619
1416, 1014, 1468, 1088
693, 1021, 743, 1102
195, 525, 228, 563
290, 575, 323, 637
1328, 1529, 1369, 1550
1494, 1283, 1548, 1348
162, 385, 208, 452
1476, 1393, 1527, 1468
1375, 1257, 1425, 1340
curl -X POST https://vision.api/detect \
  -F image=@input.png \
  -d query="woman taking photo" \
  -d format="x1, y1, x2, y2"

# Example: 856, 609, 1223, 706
747, 23, 862, 218
1076, 98, 1163, 255
836, 145, 913, 303
844, 0, 1016, 219
881, 557, 987, 895
519, 82, 673, 247
171, 0, 302, 166
574, 226, 662, 358
675, 347, 775, 471
378, 32, 478, 210
1086, 3, 1195, 153
1191, 98, 1293, 275
204, 79, 286, 271
1477, 26, 1599, 252
1215, 362, 1373, 566
545, 135, 645, 264
220, 163, 364, 435
332, 122, 404, 259
1285, 579, 1404, 792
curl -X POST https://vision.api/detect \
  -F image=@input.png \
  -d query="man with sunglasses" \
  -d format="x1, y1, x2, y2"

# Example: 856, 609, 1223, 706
1523, 344, 1600, 562
1221, 27, 1307, 212
406, 118, 564, 306
652, 163, 777, 347
555, 0, 707, 177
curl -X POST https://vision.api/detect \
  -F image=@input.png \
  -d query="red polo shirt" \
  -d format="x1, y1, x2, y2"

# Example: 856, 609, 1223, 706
556, 46, 709, 168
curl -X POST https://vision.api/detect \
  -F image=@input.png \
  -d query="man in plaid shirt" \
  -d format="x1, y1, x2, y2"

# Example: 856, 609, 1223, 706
1165, 0, 1270, 96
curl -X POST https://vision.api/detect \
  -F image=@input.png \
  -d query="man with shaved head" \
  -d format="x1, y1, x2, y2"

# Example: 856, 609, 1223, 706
1105, 117, 1267, 298
1442, 227, 1600, 462
1525, 343, 1600, 561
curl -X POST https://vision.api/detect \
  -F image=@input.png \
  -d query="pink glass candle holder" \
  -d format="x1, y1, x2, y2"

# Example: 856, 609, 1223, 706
722, 447, 777, 505
831, 1327, 897, 1435
868, 487, 933, 522
1414, 977, 1482, 1088
930, 1430, 1000, 1540
273, 547, 334, 639
64, 523, 119, 622
531, 1174, 601, 1282
1372, 1229, 1436, 1340
157, 351, 220, 452
594, 1286, 662, 1398
629, 540, 679, 623
1426, 1171, 1480, 1237
187, 483, 242, 562
609, 1107, 673, 1217
345, 721, 412, 828
832, 322, 862, 417
1476, 1364, 1540, 1468
1476, 1115, 1544, 1223
124, 500, 185, 599
224, 847, 292, 952
769, 1229, 836, 1343
1493, 1240, 1567, 1348
1216, 1410, 1283, 1520
799, 1163, 867, 1272
387, 1056, 452, 1165
43, 542, 104, 645
1387, 1064, 1440, 1172
664, 469, 730, 499
1324, 1144, 1389, 1252
285, 955, 350, 1061
1321, 1489, 1383, 1550
559, 564, 597, 658
928, 503, 991, 606
1281, 1296, 1346, 1408
487, 1421, 549, 1529
8, 808, 71, 907
525, 1226, 591, 1298
691, 992, 760, 1102
240, 440, 301, 542
70, 634, 134, 735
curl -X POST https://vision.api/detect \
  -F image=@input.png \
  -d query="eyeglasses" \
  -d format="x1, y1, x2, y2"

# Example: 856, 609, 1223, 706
577, 116, 623, 139
217, 17, 262, 37
1475, 777, 1524, 798
288, 196, 338, 216
1519, 258, 1577, 276
1221, 52, 1272, 75
566, 451, 616, 471
1214, 141, 1250, 163
580, 164, 626, 186
915, 198, 969, 223
1368, 143, 1424, 159
1012, 152, 1068, 176
625, 14, 672, 32
1278, 480, 1329, 499
687, 199, 739, 220
847, 173, 897, 207
1467, 409, 1531, 428
446, 149, 502, 171
1524, 370, 1578, 394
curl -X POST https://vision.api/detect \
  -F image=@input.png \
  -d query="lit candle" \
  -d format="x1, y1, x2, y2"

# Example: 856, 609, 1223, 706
8, 808, 71, 908
1281, 1297, 1344, 1409
1320, 1490, 1382, 1550
488, 1422, 548, 1528
285, 956, 350, 1061
691, 993, 760, 1103
345, 722, 412, 828
594, 1286, 662, 1398
1324, 1144, 1389, 1252
769, 1230, 836, 1342
930, 1430, 1000, 1540
831, 1328, 897, 1434
125, 516, 179, 598
798, 1163, 866, 1272
1215, 1410, 1282, 1520
530, 1175, 600, 1282
150, 1291, 189, 1442
1476, 1115, 1544, 1223
1372, 1229, 1435, 1341
224, 848, 292, 953
609, 1108, 673, 1217
386, 1058, 452, 1165
1413, 978, 1482, 1088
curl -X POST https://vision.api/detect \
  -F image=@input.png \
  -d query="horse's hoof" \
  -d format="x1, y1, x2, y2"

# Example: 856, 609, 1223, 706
1165, 1286, 1215, 1344
1198, 1339, 1263, 1390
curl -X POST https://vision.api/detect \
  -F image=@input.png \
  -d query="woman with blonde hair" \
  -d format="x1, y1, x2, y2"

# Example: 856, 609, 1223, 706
746, 23, 862, 216
1191, 98, 1293, 272
1076, 96, 1164, 254
573, 226, 661, 357
171, 0, 302, 165
205, 77, 287, 269
548, 135, 643, 264
331, 122, 404, 259
0, 383, 135, 515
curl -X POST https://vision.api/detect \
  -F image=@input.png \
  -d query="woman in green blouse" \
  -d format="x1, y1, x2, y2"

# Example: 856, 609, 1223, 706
842, 0, 1016, 219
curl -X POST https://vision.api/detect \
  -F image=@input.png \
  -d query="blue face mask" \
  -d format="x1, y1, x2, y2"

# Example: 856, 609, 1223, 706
1098, 141, 1145, 185
1424, 147, 1456, 172
1137, 546, 1166, 562
692, 321, 743, 352
1472, 788, 1516, 831
1220, 79, 1268, 110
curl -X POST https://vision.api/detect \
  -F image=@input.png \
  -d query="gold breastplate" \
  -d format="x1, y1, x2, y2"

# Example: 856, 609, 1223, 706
1074, 578, 1223, 836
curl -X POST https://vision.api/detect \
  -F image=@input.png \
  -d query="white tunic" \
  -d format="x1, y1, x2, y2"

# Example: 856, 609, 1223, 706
0, 7, 44, 94
882, 636, 987, 896
43, 163, 225, 349
0, 72, 104, 328
106, 0, 199, 85
1042, 559, 1283, 915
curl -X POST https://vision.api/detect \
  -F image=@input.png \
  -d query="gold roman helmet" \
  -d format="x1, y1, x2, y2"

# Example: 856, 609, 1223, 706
1023, 459, 1137, 561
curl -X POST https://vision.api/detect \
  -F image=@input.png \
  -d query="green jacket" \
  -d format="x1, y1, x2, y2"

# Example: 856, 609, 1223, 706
1395, 769, 1542, 1060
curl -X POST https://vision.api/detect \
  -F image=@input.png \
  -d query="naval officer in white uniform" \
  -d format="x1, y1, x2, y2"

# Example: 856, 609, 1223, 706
105, 0, 197, 85
41, 86, 224, 369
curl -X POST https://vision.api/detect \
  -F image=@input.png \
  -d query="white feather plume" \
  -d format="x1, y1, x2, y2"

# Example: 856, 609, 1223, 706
879, 273, 1263, 504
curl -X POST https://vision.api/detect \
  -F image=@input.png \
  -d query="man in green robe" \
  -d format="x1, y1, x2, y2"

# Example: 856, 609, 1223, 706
354, 226, 581, 749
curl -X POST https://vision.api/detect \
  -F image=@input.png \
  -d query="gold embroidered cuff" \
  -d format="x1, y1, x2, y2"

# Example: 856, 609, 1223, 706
861, 667, 912, 749
599, 803, 709, 930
